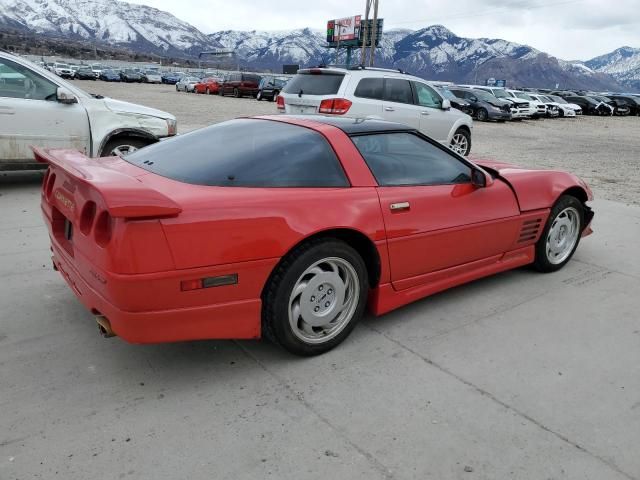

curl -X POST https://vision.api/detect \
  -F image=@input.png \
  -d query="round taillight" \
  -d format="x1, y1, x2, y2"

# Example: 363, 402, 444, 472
94, 211, 113, 247
79, 201, 96, 235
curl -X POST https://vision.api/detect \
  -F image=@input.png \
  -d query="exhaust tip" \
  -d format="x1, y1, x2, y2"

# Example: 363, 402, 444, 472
96, 315, 115, 338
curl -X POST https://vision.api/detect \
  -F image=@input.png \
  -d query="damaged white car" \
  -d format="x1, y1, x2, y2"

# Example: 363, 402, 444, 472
0, 51, 177, 170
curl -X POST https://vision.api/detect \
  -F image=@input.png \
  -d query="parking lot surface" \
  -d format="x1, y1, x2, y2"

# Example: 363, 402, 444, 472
1, 81, 639, 480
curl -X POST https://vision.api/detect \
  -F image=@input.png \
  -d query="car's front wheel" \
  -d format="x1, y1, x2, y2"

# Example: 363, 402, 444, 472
450, 128, 471, 156
100, 137, 151, 158
533, 195, 584, 272
256, 91, 262, 101
233, 88, 240, 98
476, 108, 488, 121
262, 239, 369, 356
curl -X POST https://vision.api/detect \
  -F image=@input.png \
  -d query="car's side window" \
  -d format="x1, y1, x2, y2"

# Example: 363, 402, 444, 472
354, 78, 384, 100
0, 58, 58, 101
351, 132, 472, 187
383, 79, 413, 105
412, 82, 442, 109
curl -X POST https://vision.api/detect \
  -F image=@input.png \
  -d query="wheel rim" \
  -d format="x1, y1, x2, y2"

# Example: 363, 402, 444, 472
110, 144, 139, 157
478, 109, 487, 121
450, 133, 468, 155
546, 207, 580, 265
288, 257, 360, 345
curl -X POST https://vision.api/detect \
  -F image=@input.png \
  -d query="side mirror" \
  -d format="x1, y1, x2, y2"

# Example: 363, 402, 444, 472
471, 168, 493, 188
441, 99, 451, 110
56, 87, 78, 105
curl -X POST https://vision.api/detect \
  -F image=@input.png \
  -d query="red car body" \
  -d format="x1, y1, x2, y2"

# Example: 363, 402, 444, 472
194, 77, 221, 95
35, 115, 593, 345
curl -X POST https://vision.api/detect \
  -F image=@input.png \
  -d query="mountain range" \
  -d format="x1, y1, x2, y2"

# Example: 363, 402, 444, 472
1, 0, 638, 92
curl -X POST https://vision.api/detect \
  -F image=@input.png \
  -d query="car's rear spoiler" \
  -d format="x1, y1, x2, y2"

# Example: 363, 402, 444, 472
33, 147, 182, 219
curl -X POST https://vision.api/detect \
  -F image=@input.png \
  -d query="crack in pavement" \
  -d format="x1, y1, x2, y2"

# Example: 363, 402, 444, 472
234, 341, 396, 480
364, 323, 638, 480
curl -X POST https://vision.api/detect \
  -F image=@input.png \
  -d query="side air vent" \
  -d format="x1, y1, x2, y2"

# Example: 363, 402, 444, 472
518, 218, 542, 243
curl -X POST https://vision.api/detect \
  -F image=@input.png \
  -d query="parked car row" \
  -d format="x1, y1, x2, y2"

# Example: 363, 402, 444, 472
42, 61, 166, 84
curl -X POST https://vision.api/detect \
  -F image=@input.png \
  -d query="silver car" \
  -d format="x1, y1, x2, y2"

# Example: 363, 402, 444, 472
176, 76, 199, 92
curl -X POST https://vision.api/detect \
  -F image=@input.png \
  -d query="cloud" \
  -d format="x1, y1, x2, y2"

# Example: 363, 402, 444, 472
126, 0, 640, 59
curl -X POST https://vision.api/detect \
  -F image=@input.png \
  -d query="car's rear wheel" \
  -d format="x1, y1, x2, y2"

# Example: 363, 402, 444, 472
262, 239, 368, 356
100, 137, 150, 158
533, 195, 584, 272
450, 128, 471, 156
476, 108, 488, 121
233, 88, 240, 98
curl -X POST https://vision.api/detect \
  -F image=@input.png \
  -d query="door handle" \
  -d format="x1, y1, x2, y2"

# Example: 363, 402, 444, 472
0, 106, 15, 115
420, 111, 430, 115
390, 202, 410, 211
384, 106, 395, 112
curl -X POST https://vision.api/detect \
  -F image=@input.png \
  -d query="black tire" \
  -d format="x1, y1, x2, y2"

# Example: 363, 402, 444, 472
262, 239, 369, 356
233, 88, 240, 98
533, 195, 584, 273
476, 108, 488, 122
559, 109, 565, 118
99, 137, 151, 158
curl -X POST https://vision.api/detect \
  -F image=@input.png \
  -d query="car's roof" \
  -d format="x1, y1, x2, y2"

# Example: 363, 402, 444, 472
262, 115, 413, 134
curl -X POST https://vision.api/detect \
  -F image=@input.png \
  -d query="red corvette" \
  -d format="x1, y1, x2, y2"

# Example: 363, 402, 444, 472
36, 115, 594, 355
194, 77, 222, 95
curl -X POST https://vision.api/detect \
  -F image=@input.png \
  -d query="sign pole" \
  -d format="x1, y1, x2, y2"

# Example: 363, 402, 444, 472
360, 0, 371, 65
369, 0, 379, 66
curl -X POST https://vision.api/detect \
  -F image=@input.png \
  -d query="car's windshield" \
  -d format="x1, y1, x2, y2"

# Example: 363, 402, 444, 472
468, 89, 496, 102
283, 71, 345, 96
436, 87, 457, 100
490, 89, 509, 98
514, 92, 534, 100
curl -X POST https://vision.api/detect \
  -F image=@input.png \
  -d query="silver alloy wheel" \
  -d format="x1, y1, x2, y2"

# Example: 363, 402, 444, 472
110, 144, 139, 157
546, 206, 580, 265
288, 257, 360, 344
450, 133, 469, 155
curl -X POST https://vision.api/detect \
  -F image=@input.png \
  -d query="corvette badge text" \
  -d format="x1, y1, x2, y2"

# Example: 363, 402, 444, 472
54, 190, 75, 213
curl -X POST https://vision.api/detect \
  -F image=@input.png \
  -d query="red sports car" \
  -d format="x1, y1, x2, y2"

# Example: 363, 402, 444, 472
36, 116, 594, 356
194, 77, 222, 95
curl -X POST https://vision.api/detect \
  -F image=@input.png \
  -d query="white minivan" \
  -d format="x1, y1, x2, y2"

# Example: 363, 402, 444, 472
277, 67, 474, 156
0, 51, 177, 170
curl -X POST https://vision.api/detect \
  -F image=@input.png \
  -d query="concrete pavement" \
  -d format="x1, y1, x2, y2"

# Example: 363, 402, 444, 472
1, 172, 639, 480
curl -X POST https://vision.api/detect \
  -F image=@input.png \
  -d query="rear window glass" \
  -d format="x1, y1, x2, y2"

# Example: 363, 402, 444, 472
242, 74, 261, 83
125, 119, 349, 188
283, 72, 345, 96
354, 78, 383, 100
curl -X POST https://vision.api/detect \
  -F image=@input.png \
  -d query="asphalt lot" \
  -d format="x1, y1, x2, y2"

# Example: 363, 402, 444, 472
1, 81, 640, 480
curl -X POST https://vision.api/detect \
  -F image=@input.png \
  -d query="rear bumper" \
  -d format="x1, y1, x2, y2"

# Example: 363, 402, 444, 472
50, 242, 263, 343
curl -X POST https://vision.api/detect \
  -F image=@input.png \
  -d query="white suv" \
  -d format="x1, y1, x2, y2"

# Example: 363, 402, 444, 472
0, 51, 177, 170
277, 67, 473, 156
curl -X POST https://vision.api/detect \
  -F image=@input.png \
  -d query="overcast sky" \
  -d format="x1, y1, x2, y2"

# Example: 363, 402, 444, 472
128, 0, 639, 60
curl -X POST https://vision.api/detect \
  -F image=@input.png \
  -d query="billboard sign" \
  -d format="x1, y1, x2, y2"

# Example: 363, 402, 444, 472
326, 15, 361, 43
486, 78, 507, 87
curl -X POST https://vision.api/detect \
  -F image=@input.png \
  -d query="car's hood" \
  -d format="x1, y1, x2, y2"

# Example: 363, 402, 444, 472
102, 97, 173, 120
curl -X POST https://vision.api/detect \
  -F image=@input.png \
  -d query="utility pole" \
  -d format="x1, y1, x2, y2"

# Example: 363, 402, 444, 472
369, 0, 379, 66
360, 0, 372, 65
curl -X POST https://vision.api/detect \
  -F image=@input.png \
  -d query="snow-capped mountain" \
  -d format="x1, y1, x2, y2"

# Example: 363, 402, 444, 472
0, 0, 635, 91
210, 25, 624, 91
585, 47, 640, 91
0, 0, 219, 55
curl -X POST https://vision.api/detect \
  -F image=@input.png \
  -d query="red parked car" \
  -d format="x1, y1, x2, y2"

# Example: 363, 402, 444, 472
36, 116, 594, 356
194, 77, 222, 95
